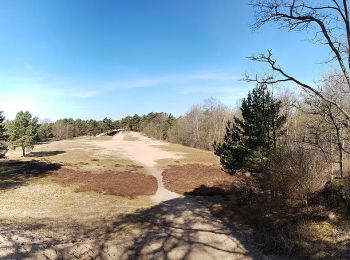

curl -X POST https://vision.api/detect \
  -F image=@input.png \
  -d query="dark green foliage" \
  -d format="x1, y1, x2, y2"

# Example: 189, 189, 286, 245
38, 122, 54, 142
6, 111, 39, 157
100, 117, 114, 133
73, 119, 88, 136
161, 114, 176, 140
238, 84, 286, 152
87, 119, 100, 136
0, 111, 8, 158
214, 84, 286, 173
49, 112, 175, 140
128, 115, 142, 131
214, 120, 250, 174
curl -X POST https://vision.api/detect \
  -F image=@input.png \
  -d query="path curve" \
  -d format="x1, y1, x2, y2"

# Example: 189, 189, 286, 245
91, 131, 265, 259
92, 131, 185, 202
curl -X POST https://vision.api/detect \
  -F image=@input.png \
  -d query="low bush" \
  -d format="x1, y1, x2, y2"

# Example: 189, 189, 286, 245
265, 147, 330, 206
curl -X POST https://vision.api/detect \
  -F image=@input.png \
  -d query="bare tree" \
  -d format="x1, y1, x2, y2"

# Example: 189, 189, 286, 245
168, 98, 233, 150
249, 0, 350, 122
266, 147, 329, 206
299, 72, 350, 177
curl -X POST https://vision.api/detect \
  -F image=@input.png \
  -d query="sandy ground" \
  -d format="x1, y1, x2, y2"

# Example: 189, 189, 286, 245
90, 132, 184, 203
0, 132, 265, 259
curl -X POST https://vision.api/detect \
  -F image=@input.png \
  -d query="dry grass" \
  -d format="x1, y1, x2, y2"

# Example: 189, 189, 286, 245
198, 190, 350, 258
3, 137, 152, 202
154, 143, 219, 170
123, 134, 140, 141
8, 139, 147, 174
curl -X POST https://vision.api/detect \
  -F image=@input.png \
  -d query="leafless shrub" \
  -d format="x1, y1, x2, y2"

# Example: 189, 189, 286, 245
266, 147, 329, 206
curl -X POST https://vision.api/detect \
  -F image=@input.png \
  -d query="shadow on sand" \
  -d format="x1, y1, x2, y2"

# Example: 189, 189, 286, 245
98, 197, 262, 259
28, 151, 66, 157
0, 197, 263, 259
0, 160, 62, 190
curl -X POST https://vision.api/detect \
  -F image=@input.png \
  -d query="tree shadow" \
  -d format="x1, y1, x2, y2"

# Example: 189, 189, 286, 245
0, 160, 62, 190
0, 197, 263, 259
28, 151, 65, 157
188, 186, 350, 259
100, 197, 263, 259
184, 185, 233, 196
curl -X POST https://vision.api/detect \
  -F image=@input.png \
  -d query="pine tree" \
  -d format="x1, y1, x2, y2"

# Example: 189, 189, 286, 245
214, 83, 286, 173
213, 119, 249, 174
0, 111, 8, 158
6, 111, 39, 157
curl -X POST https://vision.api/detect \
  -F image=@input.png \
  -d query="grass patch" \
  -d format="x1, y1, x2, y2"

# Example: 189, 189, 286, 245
123, 134, 140, 141
327, 178, 350, 189
155, 143, 219, 170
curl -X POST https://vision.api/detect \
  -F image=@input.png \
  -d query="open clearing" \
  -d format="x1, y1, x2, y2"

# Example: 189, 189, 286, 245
0, 132, 264, 259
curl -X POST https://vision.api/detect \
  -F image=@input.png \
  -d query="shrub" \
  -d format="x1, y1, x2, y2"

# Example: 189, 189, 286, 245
0, 141, 8, 159
265, 147, 329, 206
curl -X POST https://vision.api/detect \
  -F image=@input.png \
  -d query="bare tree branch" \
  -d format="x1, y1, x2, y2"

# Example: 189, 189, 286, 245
246, 50, 350, 121
251, 0, 350, 88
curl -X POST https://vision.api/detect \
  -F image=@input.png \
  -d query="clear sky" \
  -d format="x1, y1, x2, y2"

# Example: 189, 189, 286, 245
0, 0, 330, 120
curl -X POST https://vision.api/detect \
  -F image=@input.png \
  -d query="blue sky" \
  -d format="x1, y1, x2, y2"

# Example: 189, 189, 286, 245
0, 0, 330, 120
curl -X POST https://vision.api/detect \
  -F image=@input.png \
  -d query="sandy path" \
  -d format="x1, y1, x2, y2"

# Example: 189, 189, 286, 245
91, 131, 184, 203
0, 132, 265, 259
86, 132, 265, 259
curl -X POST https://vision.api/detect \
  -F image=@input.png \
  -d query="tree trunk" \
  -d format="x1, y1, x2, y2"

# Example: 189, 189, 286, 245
22, 146, 26, 157
339, 144, 343, 178
330, 130, 334, 181
335, 128, 344, 178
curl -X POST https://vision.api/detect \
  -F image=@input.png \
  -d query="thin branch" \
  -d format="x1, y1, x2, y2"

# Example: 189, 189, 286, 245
247, 51, 350, 122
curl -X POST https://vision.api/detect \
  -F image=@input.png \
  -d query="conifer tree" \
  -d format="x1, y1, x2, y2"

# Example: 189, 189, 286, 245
0, 111, 8, 158
214, 83, 286, 173
6, 111, 39, 157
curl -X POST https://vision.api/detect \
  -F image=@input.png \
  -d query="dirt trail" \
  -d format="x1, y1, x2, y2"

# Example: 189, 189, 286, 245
0, 132, 265, 259
91, 131, 184, 203
88, 132, 265, 259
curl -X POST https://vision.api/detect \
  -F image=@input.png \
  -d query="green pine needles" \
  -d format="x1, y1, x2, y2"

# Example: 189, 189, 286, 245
214, 83, 286, 174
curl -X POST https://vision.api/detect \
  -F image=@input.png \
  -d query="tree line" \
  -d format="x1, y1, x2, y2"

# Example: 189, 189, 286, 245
0, 0, 348, 208
0, 97, 233, 157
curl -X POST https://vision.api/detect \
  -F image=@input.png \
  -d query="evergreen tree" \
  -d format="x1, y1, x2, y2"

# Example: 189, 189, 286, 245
0, 111, 8, 158
73, 119, 88, 136
37, 122, 54, 142
6, 111, 39, 157
213, 119, 250, 174
100, 117, 114, 132
87, 119, 100, 136
214, 83, 286, 173
129, 114, 141, 131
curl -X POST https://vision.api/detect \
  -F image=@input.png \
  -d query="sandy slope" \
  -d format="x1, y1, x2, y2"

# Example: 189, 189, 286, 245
91, 131, 183, 168
0, 132, 265, 259
91, 131, 185, 203
87, 132, 265, 259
